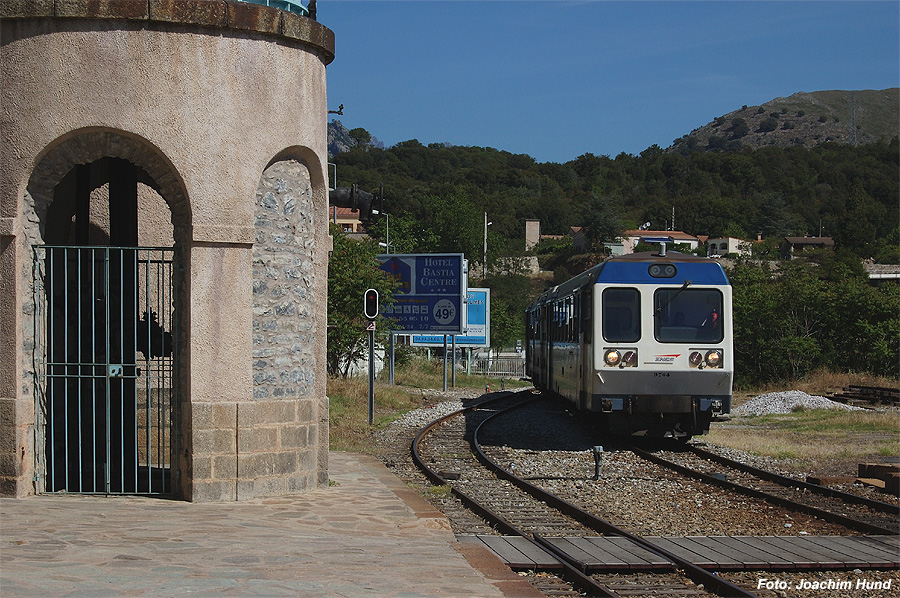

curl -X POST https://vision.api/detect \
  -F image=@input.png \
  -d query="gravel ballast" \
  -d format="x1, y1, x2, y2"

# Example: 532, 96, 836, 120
373, 387, 899, 598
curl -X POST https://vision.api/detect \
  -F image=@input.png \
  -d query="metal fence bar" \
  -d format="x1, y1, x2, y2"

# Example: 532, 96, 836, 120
465, 356, 526, 378
143, 249, 152, 493
48, 249, 56, 492
105, 247, 112, 493
64, 248, 72, 491
76, 249, 83, 492
132, 248, 139, 494
89, 249, 97, 492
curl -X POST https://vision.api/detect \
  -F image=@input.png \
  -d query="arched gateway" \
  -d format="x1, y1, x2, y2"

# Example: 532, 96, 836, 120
1, 1, 335, 501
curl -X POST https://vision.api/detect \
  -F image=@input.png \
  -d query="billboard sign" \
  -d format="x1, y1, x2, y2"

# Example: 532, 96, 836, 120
411, 288, 490, 347
377, 253, 467, 334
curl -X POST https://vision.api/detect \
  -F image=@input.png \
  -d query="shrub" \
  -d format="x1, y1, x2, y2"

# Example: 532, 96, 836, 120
707, 135, 727, 150
758, 117, 778, 133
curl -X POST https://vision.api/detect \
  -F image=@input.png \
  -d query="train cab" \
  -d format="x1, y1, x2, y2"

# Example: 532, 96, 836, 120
526, 249, 733, 438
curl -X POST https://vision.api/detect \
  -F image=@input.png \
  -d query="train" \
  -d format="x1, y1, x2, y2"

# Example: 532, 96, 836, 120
525, 245, 733, 438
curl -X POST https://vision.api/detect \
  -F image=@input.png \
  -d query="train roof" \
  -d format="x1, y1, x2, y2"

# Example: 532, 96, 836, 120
527, 251, 729, 308
599, 251, 730, 285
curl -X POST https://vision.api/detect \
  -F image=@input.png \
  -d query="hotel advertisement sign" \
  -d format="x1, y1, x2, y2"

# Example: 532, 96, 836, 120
377, 253, 467, 335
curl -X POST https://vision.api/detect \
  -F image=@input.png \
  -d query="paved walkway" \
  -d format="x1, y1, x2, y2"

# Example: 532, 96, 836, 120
1, 452, 541, 598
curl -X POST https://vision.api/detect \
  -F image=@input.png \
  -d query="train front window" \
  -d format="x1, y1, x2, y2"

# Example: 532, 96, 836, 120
654, 288, 723, 343
602, 288, 640, 342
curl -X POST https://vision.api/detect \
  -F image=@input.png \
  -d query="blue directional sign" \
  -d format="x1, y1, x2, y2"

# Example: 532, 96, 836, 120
377, 254, 467, 334
412, 288, 490, 347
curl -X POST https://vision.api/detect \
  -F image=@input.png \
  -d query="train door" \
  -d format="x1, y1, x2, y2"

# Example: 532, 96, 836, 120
560, 295, 578, 401
579, 288, 592, 411
544, 302, 553, 392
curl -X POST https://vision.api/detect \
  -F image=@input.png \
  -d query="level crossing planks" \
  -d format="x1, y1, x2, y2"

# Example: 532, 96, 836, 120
461, 535, 900, 572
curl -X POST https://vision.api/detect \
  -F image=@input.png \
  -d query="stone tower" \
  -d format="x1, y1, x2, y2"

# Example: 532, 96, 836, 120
1, 0, 335, 501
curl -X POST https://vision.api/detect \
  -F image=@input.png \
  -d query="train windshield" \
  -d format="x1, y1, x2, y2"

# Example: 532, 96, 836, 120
654, 288, 723, 343
602, 288, 640, 342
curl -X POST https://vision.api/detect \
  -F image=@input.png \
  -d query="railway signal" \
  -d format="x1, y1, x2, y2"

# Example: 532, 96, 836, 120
364, 288, 379, 319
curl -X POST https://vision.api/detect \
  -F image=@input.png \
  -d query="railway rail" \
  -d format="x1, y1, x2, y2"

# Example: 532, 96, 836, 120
405, 389, 899, 597
411, 390, 757, 597
634, 444, 900, 536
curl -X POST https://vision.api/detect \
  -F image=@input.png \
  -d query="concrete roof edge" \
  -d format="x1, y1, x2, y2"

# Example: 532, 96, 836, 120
0, 0, 335, 65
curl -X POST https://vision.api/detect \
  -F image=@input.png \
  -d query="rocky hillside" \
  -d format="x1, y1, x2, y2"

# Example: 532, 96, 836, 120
327, 119, 383, 157
671, 88, 898, 154
328, 89, 897, 160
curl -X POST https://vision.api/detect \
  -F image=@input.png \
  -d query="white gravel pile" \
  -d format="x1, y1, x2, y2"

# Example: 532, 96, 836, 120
379, 398, 466, 432
733, 390, 865, 416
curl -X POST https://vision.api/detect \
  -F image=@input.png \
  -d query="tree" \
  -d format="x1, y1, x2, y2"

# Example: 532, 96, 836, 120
758, 117, 778, 133
327, 224, 397, 377
483, 273, 533, 349
706, 135, 727, 151
329, 133, 899, 266
751, 192, 795, 239
348, 127, 371, 145
729, 118, 749, 139
728, 259, 899, 384
835, 181, 887, 259
420, 189, 483, 260
579, 192, 623, 247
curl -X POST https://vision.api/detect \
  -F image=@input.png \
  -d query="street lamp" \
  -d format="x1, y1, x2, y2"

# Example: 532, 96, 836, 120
483, 212, 492, 278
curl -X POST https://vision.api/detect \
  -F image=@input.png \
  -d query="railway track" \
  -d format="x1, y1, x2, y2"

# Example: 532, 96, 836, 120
412, 390, 757, 598
634, 444, 900, 536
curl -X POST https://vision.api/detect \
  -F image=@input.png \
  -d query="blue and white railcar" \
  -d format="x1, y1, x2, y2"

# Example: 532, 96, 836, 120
526, 250, 732, 438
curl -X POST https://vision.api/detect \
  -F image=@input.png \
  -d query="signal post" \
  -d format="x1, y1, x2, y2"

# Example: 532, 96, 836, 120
364, 289, 379, 425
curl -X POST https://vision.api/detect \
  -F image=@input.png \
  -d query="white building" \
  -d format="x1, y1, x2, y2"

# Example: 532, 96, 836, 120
707, 237, 752, 257
620, 230, 700, 254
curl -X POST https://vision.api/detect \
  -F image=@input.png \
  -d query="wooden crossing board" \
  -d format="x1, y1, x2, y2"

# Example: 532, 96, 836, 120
456, 535, 563, 569
459, 535, 900, 572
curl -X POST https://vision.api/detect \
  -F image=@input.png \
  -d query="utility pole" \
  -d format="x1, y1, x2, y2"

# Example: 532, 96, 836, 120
483, 212, 492, 278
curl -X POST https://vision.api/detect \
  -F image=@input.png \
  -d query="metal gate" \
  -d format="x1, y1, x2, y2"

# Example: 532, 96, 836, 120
34, 246, 177, 494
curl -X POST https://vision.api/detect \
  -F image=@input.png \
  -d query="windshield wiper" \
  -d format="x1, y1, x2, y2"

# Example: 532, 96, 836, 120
655, 280, 691, 316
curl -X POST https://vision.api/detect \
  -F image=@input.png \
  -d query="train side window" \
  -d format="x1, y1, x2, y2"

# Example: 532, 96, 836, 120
569, 298, 576, 342
654, 288, 724, 343
602, 288, 640, 342
582, 290, 592, 344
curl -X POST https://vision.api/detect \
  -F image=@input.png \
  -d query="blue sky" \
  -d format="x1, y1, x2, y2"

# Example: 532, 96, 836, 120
320, 1, 899, 164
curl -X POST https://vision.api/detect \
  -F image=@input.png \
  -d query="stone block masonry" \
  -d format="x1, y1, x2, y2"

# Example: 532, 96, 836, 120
186, 158, 320, 502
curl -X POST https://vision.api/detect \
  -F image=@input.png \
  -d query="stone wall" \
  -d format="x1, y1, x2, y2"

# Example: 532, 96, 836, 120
246, 159, 320, 496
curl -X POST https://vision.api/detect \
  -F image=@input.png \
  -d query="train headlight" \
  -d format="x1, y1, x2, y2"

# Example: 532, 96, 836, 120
705, 350, 723, 368
622, 350, 637, 367
604, 350, 621, 366
689, 351, 703, 367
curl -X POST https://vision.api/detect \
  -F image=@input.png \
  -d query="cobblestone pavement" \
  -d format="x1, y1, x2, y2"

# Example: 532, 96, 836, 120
1, 452, 537, 598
